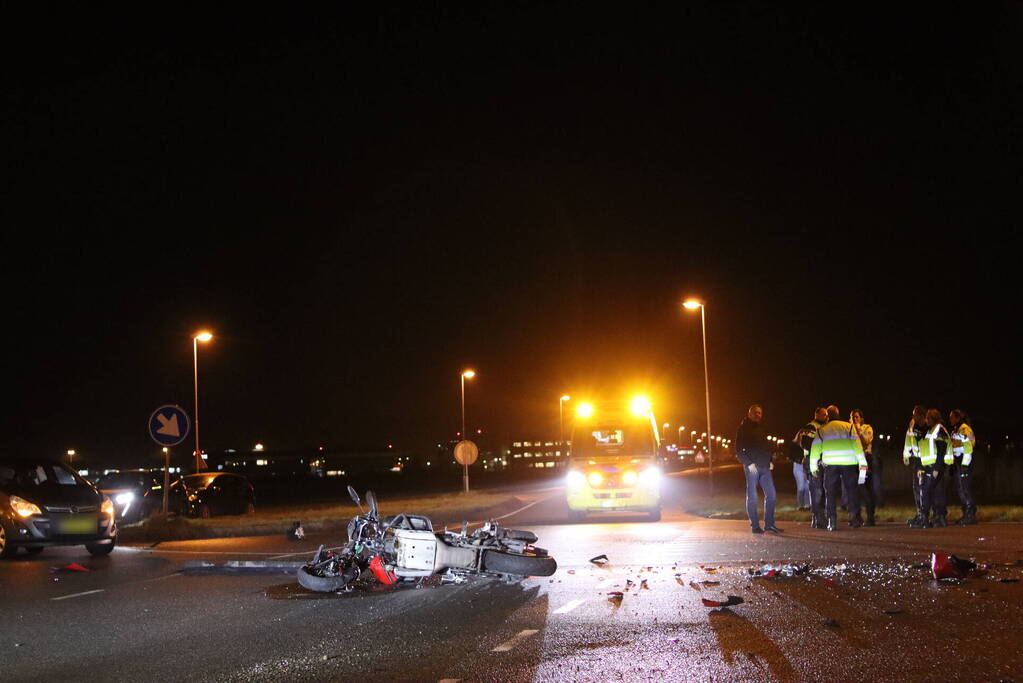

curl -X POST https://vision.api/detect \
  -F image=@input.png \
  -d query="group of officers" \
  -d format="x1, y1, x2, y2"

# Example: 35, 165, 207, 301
792, 404, 978, 530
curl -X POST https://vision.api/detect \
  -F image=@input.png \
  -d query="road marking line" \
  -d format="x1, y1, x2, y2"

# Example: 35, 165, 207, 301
493, 495, 553, 521
52, 589, 105, 601
492, 629, 539, 652
143, 572, 183, 582
553, 598, 585, 614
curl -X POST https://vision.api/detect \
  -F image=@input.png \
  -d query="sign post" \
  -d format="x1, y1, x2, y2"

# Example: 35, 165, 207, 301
453, 440, 479, 493
148, 405, 190, 514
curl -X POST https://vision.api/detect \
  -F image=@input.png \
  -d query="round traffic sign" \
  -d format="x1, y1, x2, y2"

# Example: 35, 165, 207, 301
148, 404, 190, 447
453, 440, 479, 466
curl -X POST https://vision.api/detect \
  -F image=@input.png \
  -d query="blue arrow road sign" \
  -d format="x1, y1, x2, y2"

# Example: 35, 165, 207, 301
149, 405, 191, 447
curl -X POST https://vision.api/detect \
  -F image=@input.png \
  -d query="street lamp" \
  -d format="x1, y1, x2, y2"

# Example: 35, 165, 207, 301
559, 395, 571, 449
460, 370, 476, 439
66, 449, 76, 465
192, 330, 213, 473
662, 423, 670, 442
677, 425, 685, 444
683, 298, 714, 494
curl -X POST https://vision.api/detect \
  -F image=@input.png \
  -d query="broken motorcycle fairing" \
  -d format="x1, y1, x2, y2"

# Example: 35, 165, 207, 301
296, 486, 557, 592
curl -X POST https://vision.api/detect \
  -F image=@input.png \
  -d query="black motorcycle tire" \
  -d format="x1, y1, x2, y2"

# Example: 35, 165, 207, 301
482, 550, 557, 577
297, 565, 353, 593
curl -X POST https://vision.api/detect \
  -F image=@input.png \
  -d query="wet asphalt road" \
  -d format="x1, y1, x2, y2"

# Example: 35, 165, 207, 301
3, 471, 1023, 682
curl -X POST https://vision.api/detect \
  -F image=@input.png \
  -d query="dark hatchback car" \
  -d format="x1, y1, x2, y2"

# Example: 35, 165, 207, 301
0, 458, 117, 558
96, 470, 186, 524
171, 472, 255, 518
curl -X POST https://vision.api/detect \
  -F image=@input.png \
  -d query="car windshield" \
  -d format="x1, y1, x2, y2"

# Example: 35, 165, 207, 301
97, 472, 153, 489
181, 474, 217, 489
571, 420, 656, 459
0, 461, 84, 488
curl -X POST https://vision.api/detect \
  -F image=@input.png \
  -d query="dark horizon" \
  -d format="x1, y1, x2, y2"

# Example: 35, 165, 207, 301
5, 5, 1020, 465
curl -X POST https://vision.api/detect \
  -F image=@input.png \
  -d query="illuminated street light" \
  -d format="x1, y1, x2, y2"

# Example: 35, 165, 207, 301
576, 402, 595, 419
254, 443, 264, 451
66, 449, 76, 464
192, 330, 213, 473
459, 369, 476, 492
559, 395, 571, 448
683, 298, 714, 494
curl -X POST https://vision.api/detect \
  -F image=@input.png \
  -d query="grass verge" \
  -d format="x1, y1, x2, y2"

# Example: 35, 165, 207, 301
684, 497, 1023, 524
119, 490, 523, 543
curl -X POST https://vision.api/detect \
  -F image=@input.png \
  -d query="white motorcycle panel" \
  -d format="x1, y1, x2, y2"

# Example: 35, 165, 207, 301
393, 529, 438, 571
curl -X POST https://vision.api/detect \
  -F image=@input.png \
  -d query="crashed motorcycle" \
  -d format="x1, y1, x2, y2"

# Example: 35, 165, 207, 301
297, 486, 557, 592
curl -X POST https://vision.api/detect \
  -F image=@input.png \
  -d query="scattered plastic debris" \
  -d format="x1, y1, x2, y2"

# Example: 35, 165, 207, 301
607, 591, 624, 606
700, 580, 720, 587
286, 521, 305, 541
640, 579, 649, 590
52, 563, 90, 573
567, 570, 576, 575
625, 579, 635, 589
589, 554, 609, 566
702, 595, 744, 607
749, 563, 810, 579
689, 581, 701, 591
931, 553, 977, 580
700, 565, 719, 573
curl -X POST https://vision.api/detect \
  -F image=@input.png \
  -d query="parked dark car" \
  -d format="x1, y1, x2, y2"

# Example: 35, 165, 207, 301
96, 469, 185, 524
0, 457, 117, 558
171, 472, 255, 518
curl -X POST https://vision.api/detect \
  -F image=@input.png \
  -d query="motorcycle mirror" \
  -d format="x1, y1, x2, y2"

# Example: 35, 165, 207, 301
366, 490, 378, 517
347, 485, 364, 513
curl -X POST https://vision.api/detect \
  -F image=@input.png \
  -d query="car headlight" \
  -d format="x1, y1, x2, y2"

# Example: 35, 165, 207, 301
115, 492, 135, 505
639, 467, 662, 485
566, 470, 586, 489
622, 471, 638, 485
9, 495, 42, 517
101, 498, 115, 518
587, 471, 604, 487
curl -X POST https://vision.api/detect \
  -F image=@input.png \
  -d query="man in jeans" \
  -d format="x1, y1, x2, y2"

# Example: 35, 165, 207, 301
736, 405, 782, 534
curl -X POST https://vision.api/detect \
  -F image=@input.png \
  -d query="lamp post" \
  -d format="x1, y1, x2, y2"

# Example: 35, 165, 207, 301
192, 331, 213, 473
559, 395, 571, 449
683, 299, 714, 494
459, 370, 476, 492
460, 370, 475, 438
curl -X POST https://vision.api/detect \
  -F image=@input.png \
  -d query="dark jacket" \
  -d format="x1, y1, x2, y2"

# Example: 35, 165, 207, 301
790, 419, 827, 464
736, 417, 772, 469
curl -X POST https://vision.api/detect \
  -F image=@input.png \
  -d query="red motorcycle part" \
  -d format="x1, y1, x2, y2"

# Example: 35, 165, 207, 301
369, 555, 397, 585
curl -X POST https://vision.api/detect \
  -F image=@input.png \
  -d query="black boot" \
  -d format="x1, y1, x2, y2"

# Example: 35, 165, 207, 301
826, 517, 837, 532
933, 514, 948, 528
908, 513, 931, 529
865, 511, 876, 527
849, 513, 863, 528
959, 506, 978, 525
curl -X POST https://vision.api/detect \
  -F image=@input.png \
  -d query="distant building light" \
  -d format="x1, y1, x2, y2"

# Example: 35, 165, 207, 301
256, 459, 267, 466
201, 454, 208, 460
254, 444, 264, 451
513, 442, 522, 447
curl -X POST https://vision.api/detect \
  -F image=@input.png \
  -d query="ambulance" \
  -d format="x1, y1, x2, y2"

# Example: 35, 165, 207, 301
565, 396, 662, 522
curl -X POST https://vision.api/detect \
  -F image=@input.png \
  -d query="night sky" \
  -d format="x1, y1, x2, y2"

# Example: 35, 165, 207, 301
6, 4, 1021, 465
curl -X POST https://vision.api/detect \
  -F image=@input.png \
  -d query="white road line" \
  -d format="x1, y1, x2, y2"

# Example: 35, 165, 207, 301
552, 598, 585, 615
493, 496, 550, 521
52, 589, 105, 601
492, 629, 540, 652
143, 572, 183, 582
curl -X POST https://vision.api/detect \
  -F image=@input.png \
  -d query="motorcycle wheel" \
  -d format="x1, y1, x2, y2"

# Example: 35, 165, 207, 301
482, 550, 557, 577
297, 565, 352, 593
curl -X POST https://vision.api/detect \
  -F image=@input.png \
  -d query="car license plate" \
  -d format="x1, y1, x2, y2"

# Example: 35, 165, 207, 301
57, 515, 98, 534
